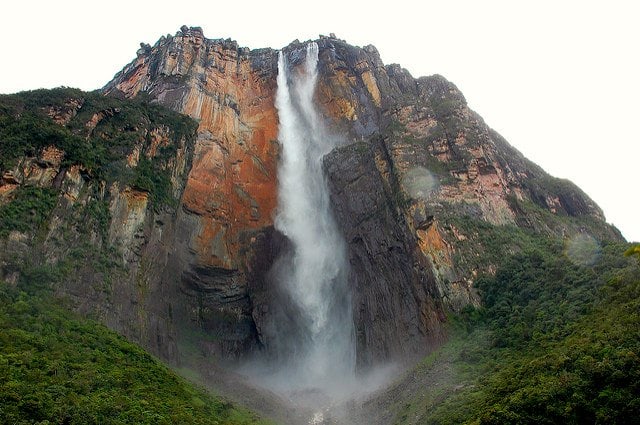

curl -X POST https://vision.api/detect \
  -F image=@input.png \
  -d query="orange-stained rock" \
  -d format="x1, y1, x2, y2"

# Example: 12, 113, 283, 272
317, 69, 359, 121
361, 71, 381, 107
40, 146, 65, 168
416, 221, 451, 267
85, 108, 120, 134
0, 181, 18, 200
105, 29, 280, 269
45, 98, 83, 125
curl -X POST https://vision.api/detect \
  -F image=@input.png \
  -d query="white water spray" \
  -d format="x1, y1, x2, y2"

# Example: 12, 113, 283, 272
260, 42, 356, 399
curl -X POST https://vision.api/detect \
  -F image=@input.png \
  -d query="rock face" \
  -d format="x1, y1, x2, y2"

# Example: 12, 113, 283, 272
105, 26, 279, 263
104, 27, 282, 362
325, 140, 446, 366
0, 88, 198, 362
1, 28, 621, 371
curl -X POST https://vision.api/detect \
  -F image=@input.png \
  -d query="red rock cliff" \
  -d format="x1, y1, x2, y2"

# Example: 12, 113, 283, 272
105, 26, 279, 269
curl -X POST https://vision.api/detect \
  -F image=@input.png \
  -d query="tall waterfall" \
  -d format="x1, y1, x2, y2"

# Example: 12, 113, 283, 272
266, 42, 356, 397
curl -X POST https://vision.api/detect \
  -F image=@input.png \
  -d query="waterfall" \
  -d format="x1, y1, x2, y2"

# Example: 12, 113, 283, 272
264, 42, 356, 397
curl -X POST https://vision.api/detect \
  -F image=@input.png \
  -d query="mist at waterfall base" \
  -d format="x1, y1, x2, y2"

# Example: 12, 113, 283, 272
238, 43, 397, 407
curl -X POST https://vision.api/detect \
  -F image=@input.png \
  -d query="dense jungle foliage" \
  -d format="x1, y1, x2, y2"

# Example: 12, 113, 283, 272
0, 280, 272, 424
397, 218, 639, 425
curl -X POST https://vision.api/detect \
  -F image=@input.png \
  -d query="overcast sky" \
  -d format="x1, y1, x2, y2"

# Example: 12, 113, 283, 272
2, 0, 638, 241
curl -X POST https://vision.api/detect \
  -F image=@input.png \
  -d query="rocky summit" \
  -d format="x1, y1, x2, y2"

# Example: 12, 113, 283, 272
0, 26, 632, 425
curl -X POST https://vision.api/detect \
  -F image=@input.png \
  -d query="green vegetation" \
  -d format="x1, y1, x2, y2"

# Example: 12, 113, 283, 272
505, 191, 620, 243
0, 87, 197, 209
430, 98, 458, 122
132, 156, 176, 208
0, 186, 59, 238
444, 212, 551, 276
429, 95, 464, 135
624, 244, 640, 262
0, 280, 270, 425
80, 199, 112, 242
396, 218, 640, 424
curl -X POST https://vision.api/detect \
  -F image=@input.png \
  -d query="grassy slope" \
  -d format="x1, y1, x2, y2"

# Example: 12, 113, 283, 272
0, 282, 274, 425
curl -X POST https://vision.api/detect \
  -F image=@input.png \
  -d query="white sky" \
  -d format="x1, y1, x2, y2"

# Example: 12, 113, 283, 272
1, 0, 638, 241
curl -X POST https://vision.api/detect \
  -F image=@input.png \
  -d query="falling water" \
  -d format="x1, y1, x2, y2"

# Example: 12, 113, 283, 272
259, 42, 356, 399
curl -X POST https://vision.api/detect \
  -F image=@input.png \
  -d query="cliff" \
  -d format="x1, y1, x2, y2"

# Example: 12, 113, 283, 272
0, 88, 199, 362
0, 27, 622, 372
